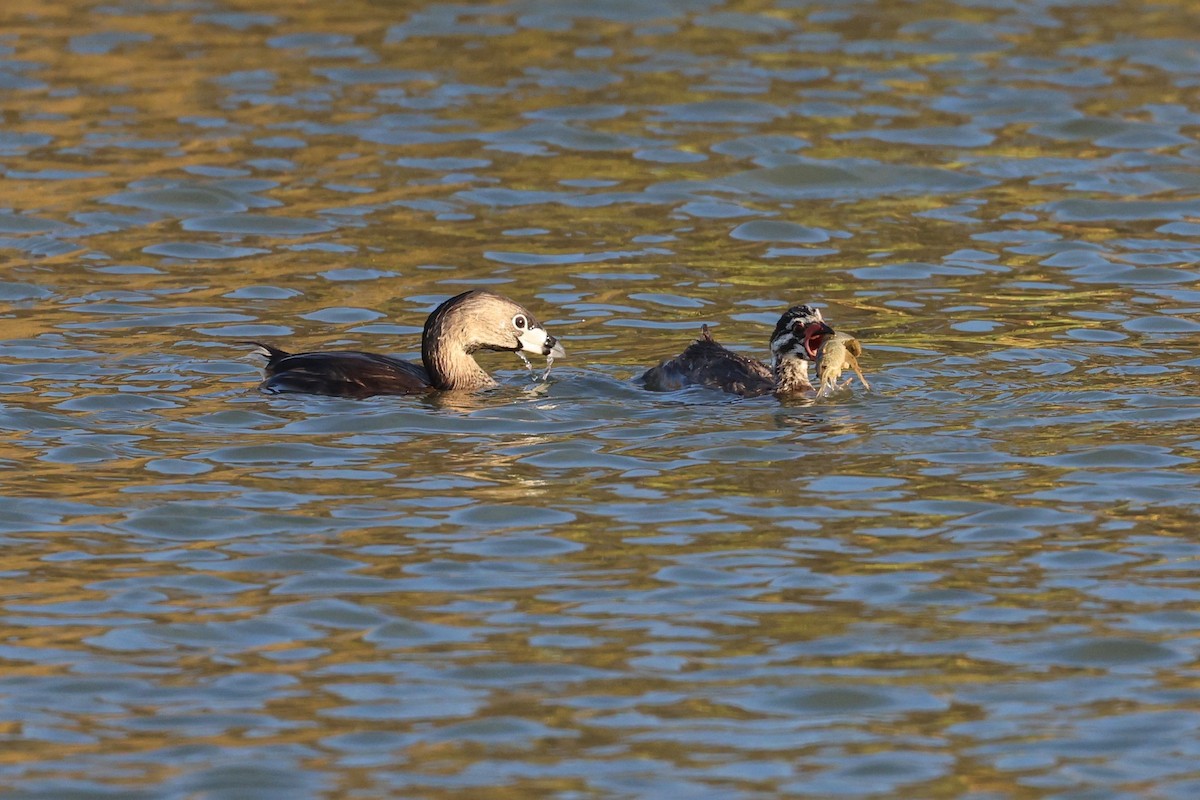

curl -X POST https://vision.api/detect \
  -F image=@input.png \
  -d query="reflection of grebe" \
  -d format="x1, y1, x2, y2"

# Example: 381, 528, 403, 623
247, 290, 565, 398
641, 305, 833, 398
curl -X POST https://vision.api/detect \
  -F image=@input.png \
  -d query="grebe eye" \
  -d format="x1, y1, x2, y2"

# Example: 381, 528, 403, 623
512, 314, 528, 330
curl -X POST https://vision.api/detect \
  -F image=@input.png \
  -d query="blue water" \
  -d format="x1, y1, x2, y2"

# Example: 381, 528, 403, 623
1, 1, 1200, 797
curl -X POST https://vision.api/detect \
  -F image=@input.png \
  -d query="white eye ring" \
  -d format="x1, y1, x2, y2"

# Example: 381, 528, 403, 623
513, 314, 528, 330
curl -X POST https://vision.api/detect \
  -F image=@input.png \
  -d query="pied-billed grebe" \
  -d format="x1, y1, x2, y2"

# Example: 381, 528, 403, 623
247, 289, 565, 398
815, 331, 870, 398
641, 304, 834, 398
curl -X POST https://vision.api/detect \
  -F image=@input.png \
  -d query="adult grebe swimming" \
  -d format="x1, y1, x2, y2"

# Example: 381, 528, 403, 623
248, 289, 565, 398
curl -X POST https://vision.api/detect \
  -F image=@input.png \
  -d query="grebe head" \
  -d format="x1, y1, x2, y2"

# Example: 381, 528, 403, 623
422, 290, 564, 359
769, 304, 834, 368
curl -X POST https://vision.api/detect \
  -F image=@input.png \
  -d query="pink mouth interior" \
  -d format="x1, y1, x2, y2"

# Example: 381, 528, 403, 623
801, 323, 825, 359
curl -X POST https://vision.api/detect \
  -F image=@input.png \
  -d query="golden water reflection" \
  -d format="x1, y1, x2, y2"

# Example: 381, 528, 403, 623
1, 0, 1200, 796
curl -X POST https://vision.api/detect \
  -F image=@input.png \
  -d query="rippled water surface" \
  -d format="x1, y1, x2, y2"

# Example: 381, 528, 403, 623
3, 0, 1200, 797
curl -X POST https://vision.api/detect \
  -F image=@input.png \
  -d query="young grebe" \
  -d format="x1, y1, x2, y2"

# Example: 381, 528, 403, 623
247, 289, 565, 398
641, 305, 833, 398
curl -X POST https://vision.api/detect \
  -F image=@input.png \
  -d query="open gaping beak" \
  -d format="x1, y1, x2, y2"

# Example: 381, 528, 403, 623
803, 321, 836, 360
518, 326, 566, 359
